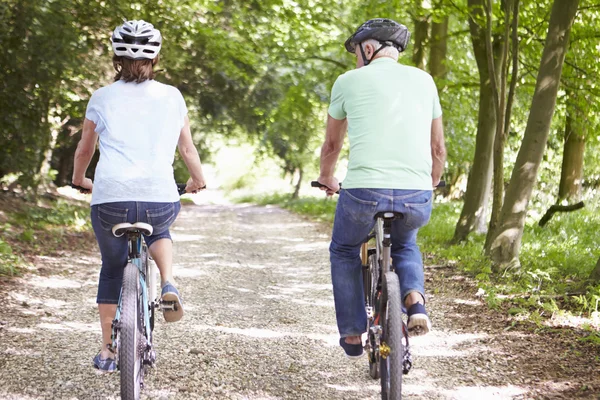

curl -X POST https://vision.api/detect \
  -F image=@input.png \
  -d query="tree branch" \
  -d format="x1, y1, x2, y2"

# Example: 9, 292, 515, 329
538, 202, 585, 227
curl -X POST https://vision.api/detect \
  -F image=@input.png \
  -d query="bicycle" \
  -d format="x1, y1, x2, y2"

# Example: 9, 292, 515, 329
71, 182, 189, 399
312, 181, 443, 400
112, 183, 192, 399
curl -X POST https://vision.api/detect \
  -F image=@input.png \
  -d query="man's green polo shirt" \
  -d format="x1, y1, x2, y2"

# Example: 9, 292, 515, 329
328, 57, 442, 190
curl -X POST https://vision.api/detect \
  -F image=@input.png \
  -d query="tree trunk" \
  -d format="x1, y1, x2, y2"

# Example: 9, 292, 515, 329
591, 256, 600, 283
558, 92, 586, 202
412, 15, 430, 70
429, 16, 449, 79
484, 0, 517, 252
452, 0, 501, 242
292, 168, 303, 199
489, 0, 580, 268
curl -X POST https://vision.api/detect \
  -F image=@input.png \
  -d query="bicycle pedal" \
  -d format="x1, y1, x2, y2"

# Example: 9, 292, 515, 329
161, 300, 177, 311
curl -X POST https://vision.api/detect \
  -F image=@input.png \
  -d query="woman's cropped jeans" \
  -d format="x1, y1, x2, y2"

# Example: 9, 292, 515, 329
91, 201, 181, 304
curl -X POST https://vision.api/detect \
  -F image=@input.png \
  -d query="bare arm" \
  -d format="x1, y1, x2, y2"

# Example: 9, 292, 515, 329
431, 116, 446, 187
72, 118, 98, 191
177, 115, 206, 192
317, 115, 347, 194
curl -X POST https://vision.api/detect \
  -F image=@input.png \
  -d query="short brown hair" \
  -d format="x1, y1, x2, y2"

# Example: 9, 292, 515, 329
112, 55, 159, 83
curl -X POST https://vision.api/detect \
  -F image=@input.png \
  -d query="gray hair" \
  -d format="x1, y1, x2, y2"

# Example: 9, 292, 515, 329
362, 39, 399, 59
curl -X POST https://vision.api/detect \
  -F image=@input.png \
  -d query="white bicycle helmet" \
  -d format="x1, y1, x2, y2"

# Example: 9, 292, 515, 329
111, 20, 162, 60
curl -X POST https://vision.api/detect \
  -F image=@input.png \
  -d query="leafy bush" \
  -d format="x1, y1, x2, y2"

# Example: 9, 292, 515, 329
0, 238, 21, 276
10, 199, 90, 231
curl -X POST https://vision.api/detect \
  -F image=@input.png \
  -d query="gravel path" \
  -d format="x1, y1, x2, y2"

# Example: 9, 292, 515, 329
0, 199, 599, 399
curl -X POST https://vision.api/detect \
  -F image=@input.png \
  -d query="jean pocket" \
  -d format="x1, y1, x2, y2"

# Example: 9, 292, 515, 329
97, 205, 129, 232
340, 189, 378, 225
146, 203, 176, 235
404, 192, 433, 230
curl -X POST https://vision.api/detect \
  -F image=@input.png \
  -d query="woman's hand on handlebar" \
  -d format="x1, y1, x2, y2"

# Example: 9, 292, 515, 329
71, 178, 93, 194
185, 177, 206, 194
316, 176, 340, 196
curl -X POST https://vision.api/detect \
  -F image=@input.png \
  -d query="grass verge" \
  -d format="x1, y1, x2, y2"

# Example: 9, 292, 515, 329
0, 192, 93, 276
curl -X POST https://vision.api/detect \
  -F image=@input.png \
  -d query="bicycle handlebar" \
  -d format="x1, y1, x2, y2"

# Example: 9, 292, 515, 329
310, 180, 445, 194
70, 183, 91, 194
70, 183, 205, 196
310, 181, 341, 194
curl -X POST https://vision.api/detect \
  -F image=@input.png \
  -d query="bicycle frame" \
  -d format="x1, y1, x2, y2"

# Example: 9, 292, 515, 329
362, 213, 413, 383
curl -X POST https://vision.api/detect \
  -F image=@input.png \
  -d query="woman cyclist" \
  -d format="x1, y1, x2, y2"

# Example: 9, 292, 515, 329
71, 19, 206, 372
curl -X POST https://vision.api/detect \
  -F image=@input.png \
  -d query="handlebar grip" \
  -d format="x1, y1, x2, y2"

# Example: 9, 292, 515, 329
311, 181, 341, 194
436, 180, 446, 188
70, 183, 91, 194
177, 183, 207, 195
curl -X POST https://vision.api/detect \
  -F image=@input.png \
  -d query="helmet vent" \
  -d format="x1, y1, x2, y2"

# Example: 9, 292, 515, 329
112, 19, 162, 60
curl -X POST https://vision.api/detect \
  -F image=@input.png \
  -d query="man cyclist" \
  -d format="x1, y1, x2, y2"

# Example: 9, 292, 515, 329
317, 18, 446, 358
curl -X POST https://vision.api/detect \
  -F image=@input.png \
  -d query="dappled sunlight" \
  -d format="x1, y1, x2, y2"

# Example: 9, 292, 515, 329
544, 311, 600, 330
228, 286, 254, 293
325, 383, 379, 393
25, 275, 81, 289
173, 266, 208, 278
453, 298, 481, 306
290, 298, 333, 307
171, 233, 206, 242
193, 324, 340, 345
285, 241, 330, 252
196, 253, 219, 258
6, 327, 36, 334
3, 348, 42, 357
43, 298, 68, 308
196, 324, 286, 339
410, 331, 490, 358
440, 384, 527, 399
38, 321, 97, 333
265, 236, 304, 242
261, 294, 285, 300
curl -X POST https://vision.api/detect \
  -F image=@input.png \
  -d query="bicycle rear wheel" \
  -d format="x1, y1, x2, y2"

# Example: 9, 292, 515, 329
120, 262, 144, 400
367, 253, 380, 379
379, 272, 403, 400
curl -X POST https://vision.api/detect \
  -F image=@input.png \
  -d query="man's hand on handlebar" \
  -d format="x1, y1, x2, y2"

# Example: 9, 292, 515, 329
313, 176, 340, 196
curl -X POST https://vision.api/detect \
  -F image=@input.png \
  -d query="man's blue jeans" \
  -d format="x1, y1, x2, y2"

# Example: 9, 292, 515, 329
330, 188, 433, 338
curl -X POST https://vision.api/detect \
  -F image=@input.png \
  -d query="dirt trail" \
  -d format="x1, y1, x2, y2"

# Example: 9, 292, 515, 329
0, 197, 598, 399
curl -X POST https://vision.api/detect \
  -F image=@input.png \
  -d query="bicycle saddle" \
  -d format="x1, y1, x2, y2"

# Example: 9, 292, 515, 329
374, 212, 404, 220
112, 222, 154, 237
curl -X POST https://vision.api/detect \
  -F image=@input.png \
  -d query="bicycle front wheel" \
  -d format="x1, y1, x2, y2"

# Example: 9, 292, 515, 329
120, 262, 144, 400
379, 272, 403, 400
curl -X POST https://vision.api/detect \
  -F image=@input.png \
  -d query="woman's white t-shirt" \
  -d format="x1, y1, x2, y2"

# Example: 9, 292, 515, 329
85, 79, 187, 206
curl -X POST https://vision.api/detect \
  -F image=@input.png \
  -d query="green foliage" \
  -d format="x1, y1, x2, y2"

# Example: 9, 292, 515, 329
10, 200, 90, 231
235, 192, 337, 223
0, 238, 21, 276
421, 200, 600, 315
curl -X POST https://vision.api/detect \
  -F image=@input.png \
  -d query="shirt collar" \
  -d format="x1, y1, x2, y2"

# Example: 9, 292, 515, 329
369, 57, 397, 65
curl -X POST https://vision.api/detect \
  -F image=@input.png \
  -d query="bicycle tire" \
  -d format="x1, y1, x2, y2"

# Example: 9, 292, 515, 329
367, 253, 380, 379
120, 262, 143, 400
379, 272, 403, 400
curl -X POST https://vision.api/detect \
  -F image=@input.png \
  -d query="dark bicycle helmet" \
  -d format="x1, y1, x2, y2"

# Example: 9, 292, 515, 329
345, 18, 411, 56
